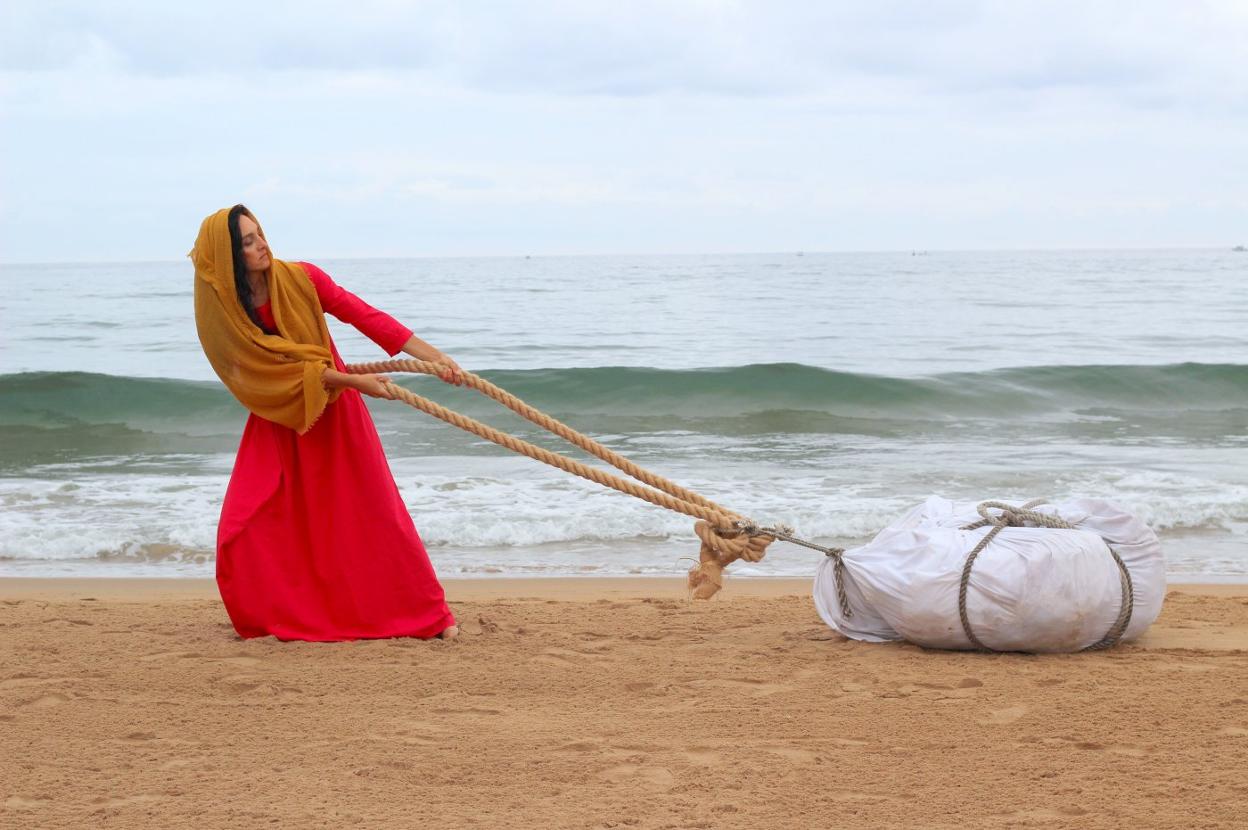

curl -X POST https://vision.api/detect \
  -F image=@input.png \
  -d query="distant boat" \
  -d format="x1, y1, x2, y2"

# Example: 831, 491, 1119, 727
1234, 245, 1246, 252
796, 251, 804, 257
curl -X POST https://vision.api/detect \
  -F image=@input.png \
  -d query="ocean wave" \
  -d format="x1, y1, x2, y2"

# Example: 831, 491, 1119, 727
2, 364, 1244, 469
3, 362, 1245, 428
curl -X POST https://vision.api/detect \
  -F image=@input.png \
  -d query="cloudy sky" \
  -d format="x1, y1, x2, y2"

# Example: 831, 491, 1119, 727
2, 1, 1246, 261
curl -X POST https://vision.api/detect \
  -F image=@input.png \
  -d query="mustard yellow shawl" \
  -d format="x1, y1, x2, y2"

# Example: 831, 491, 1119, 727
191, 208, 342, 433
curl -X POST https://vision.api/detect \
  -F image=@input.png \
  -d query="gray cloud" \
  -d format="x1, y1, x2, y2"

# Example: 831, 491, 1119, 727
2, 1, 1246, 261
4, 1, 1245, 103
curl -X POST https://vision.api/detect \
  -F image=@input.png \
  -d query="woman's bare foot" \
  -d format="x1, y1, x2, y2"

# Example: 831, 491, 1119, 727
437, 625, 459, 641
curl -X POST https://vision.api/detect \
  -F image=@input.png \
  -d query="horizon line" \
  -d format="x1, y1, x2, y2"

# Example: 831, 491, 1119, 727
1, 243, 1242, 268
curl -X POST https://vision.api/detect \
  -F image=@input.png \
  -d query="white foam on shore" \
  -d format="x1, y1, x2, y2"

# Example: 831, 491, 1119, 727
3, 458, 1247, 579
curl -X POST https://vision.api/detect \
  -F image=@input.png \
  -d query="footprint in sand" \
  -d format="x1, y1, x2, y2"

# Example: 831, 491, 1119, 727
90, 794, 166, 810
1, 675, 66, 690
217, 674, 302, 700
758, 744, 820, 763
138, 651, 203, 662
18, 692, 70, 708
900, 678, 983, 701
682, 748, 722, 766
600, 764, 674, 787
1074, 741, 1150, 757
555, 741, 663, 765
828, 790, 900, 803
915, 677, 983, 691
213, 655, 262, 667
1110, 745, 1149, 757
828, 737, 870, 747
365, 720, 448, 746
684, 678, 792, 697
980, 704, 1029, 725
113, 733, 200, 749
530, 648, 606, 668
431, 706, 502, 716
556, 740, 601, 753
1039, 737, 1150, 756
999, 806, 1089, 820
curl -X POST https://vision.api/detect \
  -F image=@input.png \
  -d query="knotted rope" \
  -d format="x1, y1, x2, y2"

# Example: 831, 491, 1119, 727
958, 500, 1135, 651
346, 359, 789, 598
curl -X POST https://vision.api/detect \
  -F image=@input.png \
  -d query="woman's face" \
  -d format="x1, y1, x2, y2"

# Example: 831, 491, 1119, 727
237, 213, 271, 273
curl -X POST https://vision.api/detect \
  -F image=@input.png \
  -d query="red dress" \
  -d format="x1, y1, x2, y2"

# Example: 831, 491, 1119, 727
215, 262, 455, 641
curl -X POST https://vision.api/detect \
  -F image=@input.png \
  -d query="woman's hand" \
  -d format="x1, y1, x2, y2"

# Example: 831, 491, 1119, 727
432, 353, 465, 386
321, 369, 397, 399
353, 373, 396, 399
398, 335, 467, 386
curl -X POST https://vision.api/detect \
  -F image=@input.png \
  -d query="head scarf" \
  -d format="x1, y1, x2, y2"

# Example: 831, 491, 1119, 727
191, 207, 342, 433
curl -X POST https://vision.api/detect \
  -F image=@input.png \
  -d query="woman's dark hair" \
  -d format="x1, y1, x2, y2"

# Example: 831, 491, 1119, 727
227, 204, 264, 328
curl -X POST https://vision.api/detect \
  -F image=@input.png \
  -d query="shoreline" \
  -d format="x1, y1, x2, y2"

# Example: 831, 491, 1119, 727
0, 575, 813, 602
4, 575, 1248, 602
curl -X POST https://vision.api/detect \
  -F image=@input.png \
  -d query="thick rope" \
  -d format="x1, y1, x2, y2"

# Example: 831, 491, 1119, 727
352, 359, 735, 516
958, 500, 1135, 652
346, 360, 776, 597
348, 365, 1137, 640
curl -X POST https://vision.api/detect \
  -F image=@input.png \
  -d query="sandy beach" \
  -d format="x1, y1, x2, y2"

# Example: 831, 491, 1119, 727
0, 578, 1245, 829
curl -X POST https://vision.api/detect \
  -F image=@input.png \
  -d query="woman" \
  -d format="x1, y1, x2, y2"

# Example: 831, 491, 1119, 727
191, 204, 462, 641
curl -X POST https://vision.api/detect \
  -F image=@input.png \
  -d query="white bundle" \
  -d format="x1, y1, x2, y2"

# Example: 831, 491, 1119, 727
813, 497, 1165, 653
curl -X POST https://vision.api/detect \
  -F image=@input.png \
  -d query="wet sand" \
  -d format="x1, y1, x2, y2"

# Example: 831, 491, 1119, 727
2, 577, 1246, 828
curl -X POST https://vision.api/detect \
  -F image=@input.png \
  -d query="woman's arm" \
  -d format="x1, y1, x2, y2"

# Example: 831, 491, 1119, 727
322, 368, 395, 399
299, 261, 413, 355
398, 334, 465, 385
300, 261, 464, 385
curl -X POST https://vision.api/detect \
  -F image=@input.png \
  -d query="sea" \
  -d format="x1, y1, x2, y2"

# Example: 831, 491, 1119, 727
1, 249, 1245, 580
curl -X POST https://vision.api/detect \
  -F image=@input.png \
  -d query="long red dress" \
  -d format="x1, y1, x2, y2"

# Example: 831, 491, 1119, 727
215, 262, 455, 641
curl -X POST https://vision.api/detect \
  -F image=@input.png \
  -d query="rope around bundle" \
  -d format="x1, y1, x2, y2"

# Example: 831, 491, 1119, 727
957, 500, 1136, 651
347, 359, 832, 599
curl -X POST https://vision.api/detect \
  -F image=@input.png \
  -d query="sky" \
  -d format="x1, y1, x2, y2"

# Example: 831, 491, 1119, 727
2, 1, 1247, 262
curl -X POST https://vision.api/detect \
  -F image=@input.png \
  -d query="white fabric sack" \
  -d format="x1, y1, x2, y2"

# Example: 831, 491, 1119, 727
813, 497, 1165, 653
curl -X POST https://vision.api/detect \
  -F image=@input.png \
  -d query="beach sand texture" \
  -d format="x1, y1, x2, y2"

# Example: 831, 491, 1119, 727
2, 578, 1246, 829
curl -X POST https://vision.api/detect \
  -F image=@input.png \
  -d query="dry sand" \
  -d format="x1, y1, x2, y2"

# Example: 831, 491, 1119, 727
2, 577, 1246, 829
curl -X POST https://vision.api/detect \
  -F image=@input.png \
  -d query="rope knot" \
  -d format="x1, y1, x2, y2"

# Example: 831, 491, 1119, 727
966, 500, 1076, 532
686, 520, 775, 599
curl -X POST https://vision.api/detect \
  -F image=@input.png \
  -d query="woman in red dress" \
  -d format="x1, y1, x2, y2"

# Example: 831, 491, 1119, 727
193, 204, 461, 641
